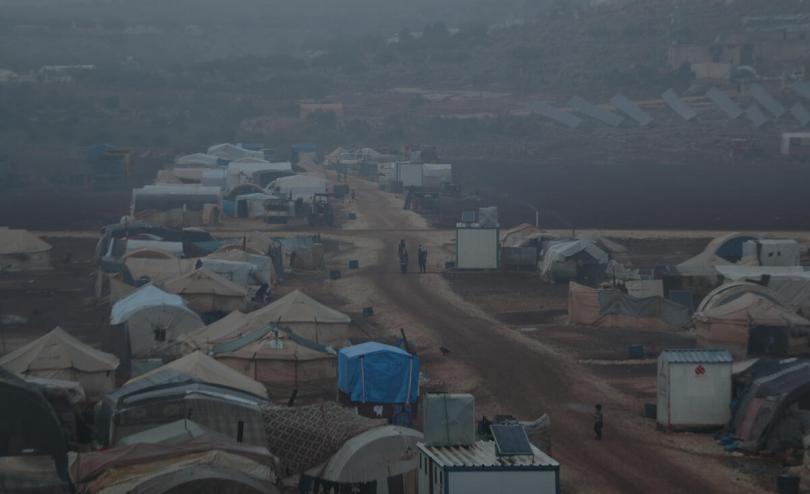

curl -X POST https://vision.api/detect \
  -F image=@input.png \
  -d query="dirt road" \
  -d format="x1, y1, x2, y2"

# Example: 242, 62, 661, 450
308, 162, 765, 493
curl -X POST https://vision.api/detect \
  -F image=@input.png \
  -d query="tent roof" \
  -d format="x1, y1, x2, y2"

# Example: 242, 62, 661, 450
117, 419, 217, 446
697, 281, 786, 313
178, 311, 250, 351
340, 342, 410, 359
161, 268, 247, 298
246, 290, 350, 325
125, 351, 268, 399
111, 285, 191, 325
133, 184, 222, 197
698, 292, 810, 327
216, 331, 335, 362
0, 326, 119, 373
0, 228, 52, 255
270, 175, 326, 188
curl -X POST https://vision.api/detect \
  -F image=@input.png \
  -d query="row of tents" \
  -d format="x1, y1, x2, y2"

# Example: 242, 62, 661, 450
130, 143, 331, 227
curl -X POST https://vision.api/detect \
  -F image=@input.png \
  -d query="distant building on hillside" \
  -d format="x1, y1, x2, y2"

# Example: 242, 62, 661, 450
299, 102, 344, 121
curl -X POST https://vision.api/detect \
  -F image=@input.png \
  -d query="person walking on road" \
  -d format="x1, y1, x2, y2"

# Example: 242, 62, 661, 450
594, 404, 604, 441
418, 245, 428, 273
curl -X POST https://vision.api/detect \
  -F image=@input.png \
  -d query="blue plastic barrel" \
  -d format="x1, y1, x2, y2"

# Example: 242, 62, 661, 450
329, 270, 342, 280
629, 344, 644, 359
348, 260, 359, 270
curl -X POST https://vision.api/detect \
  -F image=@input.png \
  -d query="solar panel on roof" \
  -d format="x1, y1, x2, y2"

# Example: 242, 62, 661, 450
568, 96, 625, 127
610, 94, 653, 126
662, 89, 698, 121
705, 88, 743, 119
527, 101, 582, 128
793, 82, 810, 101
744, 105, 771, 128
750, 84, 787, 118
791, 103, 810, 127
491, 424, 533, 456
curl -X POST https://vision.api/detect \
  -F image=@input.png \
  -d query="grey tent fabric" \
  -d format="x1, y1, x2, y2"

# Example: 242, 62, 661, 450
597, 290, 691, 329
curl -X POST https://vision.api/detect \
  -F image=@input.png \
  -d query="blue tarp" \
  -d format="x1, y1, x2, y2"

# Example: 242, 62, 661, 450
338, 342, 419, 404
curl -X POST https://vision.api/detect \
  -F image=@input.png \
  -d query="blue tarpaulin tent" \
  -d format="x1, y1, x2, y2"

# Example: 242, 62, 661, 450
338, 342, 419, 404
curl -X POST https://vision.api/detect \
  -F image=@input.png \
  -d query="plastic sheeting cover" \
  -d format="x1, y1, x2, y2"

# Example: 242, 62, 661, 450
598, 289, 691, 329
337, 342, 419, 404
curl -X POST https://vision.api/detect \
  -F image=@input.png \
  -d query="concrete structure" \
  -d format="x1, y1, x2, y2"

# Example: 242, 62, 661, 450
456, 225, 499, 270
417, 440, 560, 494
657, 349, 733, 430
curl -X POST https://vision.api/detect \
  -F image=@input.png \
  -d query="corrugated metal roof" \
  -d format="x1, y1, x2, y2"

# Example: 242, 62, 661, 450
660, 349, 733, 364
418, 440, 558, 469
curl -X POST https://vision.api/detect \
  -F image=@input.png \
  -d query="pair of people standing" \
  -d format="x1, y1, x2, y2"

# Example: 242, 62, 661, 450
397, 240, 428, 274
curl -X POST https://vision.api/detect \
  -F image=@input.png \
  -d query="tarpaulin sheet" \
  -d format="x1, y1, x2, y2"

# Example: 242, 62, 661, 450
568, 282, 689, 330
338, 343, 419, 404
598, 289, 691, 329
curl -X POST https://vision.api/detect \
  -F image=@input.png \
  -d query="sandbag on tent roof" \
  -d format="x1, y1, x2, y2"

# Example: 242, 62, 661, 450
338, 342, 419, 404
125, 351, 268, 399
0, 327, 118, 401
241, 290, 350, 346
568, 282, 690, 330
262, 401, 385, 474
0, 227, 52, 271
110, 285, 203, 358
160, 268, 247, 314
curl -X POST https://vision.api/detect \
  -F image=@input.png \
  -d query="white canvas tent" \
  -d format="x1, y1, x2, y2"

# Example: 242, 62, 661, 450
305, 426, 422, 492
174, 153, 221, 167
227, 160, 293, 190
111, 285, 203, 358
0, 227, 52, 271
0, 327, 118, 401
267, 175, 327, 201
541, 239, 609, 281
240, 290, 350, 346
125, 351, 268, 399
208, 143, 264, 161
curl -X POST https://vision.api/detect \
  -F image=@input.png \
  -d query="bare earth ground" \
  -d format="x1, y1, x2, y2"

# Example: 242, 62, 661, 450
2, 165, 793, 492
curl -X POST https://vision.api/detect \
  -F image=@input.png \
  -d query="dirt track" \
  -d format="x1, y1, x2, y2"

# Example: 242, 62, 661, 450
309, 162, 766, 493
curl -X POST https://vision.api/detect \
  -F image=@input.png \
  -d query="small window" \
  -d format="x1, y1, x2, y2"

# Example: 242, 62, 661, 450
768, 252, 774, 257
154, 328, 167, 341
